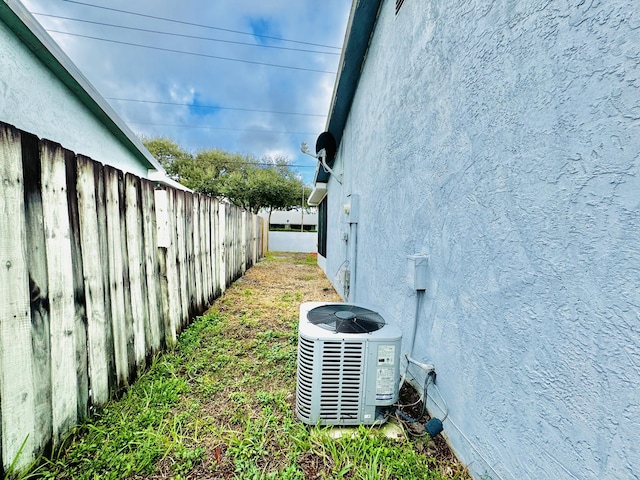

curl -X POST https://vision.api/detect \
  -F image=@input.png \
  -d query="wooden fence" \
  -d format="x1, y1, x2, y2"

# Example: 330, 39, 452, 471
0, 122, 263, 474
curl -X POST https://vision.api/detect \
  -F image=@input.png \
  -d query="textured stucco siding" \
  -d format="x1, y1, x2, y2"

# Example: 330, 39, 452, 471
0, 20, 148, 177
324, 1, 640, 478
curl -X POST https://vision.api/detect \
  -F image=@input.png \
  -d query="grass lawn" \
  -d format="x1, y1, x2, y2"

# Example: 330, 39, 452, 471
19, 252, 470, 480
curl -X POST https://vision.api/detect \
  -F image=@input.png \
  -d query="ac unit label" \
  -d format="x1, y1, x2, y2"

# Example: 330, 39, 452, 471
376, 368, 395, 401
377, 345, 395, 366
375, 345, 397, 401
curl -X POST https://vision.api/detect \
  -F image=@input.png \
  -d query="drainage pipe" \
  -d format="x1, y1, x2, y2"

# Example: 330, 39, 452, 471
348, 222, 357, 302
346, 194, 359, 302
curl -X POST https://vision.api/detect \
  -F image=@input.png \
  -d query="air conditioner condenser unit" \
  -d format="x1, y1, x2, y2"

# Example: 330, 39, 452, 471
296, 302, 402, 426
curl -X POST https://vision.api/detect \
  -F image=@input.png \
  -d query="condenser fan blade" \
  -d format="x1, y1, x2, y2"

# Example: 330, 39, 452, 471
308, 304, 385, 333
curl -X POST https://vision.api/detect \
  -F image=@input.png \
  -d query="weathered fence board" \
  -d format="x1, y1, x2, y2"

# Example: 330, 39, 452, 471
141, 180, 163, 354
192, 195, 202, 313
182, 192, 191, 323
40, 140, 78, 442
201, 196, 212, 306
125, 174, 148, 369
214, 200, 223, 295
213, 199, 221, 297
117, 170, 136, 383
76, 155, 110, 407
223, 203, 230, 292
0, 125, 37, 473
155, 189, 179, 346
230, 207, 237, 283
185, 194, 196, 319
201, 196, 209, 309
175, 191, 188, 330
170, 188, 182, 334
94, 160, 117, 396
242, 212, 247, 271
104, 166, 130, 388
225, 205, 233, 288
64, 148, 89, 423
21, 130, 52, 458
0, 121, 264, 474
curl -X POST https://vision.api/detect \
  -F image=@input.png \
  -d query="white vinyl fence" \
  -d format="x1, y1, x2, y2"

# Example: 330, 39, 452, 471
268, 231, 317, 253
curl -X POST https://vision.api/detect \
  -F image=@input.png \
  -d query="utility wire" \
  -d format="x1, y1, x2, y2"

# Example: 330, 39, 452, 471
108, 98, 325, 118
164, 159, 316, 169
32, 13, 340, 56
61, 0, 343, 50
47, 30, 337, 74
218, 162, 317, 169
125, 120, 316, 136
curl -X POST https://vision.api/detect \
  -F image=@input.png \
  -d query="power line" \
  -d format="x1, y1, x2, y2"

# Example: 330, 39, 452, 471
32, 13, 340, 56
108, 97, 325, 118
126, 120, 316, 136
163, 159, 316, 168
147, 156, 317, 169
47, 30, 337, 74
61, 0, 343, 50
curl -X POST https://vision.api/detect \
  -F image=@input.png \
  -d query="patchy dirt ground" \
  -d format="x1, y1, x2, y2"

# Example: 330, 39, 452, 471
138, 252, 469, 479
30, 252, 470, 480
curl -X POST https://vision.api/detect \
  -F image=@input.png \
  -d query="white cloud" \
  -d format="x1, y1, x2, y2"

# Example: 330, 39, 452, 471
20, 0, 352, 184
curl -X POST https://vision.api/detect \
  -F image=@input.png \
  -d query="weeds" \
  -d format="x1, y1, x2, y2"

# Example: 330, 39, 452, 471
14, 253, 469, 480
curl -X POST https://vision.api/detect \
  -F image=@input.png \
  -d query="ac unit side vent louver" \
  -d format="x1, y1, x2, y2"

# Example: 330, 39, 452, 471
296, 336, 315, 419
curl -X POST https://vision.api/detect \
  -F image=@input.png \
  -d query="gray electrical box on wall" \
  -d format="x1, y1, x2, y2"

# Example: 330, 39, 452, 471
407, 254, 428, 291
345, 193, 359, 223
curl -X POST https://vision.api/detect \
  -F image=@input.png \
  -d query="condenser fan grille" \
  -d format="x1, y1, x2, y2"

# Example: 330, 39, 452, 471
307, 304, 385, 333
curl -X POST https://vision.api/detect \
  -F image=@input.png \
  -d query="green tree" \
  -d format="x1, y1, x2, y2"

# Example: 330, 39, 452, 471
142, 137, 192, 174
142, 137, 308, 214
187, 148, 248, 196
223, 161, 304, 215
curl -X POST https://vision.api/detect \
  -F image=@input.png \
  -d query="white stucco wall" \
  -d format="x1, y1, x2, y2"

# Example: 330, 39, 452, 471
325, 1, 640, 478
0, 19, 149, 177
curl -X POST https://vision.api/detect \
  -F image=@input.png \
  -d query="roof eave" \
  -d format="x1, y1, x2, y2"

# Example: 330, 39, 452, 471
315, 0, 383, 184
1, 0, 165, 173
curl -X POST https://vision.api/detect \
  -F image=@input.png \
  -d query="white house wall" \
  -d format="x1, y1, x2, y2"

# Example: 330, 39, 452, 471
0, 20, 148, 177
261, 210, 318, 227
324, 1, 640, 478
268, 231, 317, 253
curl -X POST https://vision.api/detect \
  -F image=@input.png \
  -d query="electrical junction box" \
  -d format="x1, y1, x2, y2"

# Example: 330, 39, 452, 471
407, 254, 428, 291
346, 194, 359, 224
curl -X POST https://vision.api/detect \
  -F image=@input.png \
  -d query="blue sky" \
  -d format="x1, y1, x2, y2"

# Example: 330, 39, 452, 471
20, 0, 352, 185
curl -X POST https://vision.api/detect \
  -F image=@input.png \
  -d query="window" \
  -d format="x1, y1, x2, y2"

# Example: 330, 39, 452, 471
318, 197, 328, 258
